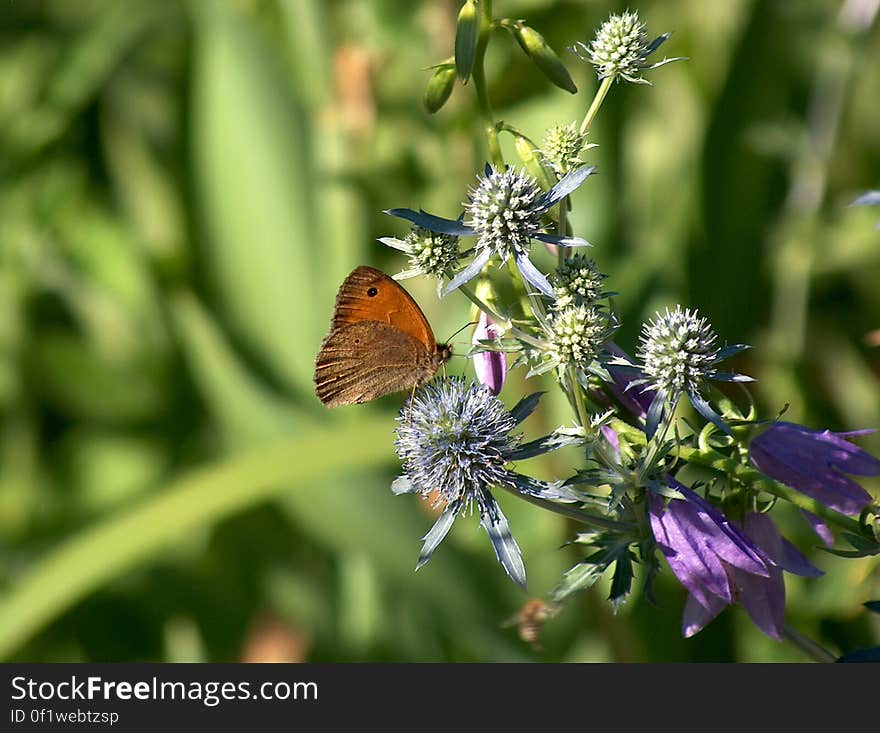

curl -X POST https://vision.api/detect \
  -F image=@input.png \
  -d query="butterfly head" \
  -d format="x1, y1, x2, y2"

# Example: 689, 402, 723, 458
437, 343, 453, 364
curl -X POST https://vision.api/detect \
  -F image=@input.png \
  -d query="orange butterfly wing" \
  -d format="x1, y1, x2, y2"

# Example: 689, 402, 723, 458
314, 266, 450, 407
328, 266, 437, 354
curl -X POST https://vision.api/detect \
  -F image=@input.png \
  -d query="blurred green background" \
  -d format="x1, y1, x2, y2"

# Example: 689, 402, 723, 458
1, 0, 878, 662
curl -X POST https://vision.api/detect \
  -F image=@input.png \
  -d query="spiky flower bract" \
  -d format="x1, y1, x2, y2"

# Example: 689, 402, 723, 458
552, 254, 608, 310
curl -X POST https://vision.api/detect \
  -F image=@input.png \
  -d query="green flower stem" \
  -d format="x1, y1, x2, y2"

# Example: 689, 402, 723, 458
611, 419, 865, 536
783, 624, 837, 663
638, 410, 674, 481
501, 483, 637, 533
565, 365, 592, 432
557, 192, 570, 268
472, 0, 503, 167
562, 367, 622, 476
0, 419, 395, 660
579, 75, 613, 136
679, 446, 865, 536
455, 281, 545, 349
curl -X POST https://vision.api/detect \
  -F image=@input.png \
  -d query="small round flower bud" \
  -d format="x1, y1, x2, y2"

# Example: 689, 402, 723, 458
454, 0, 479, 80
546, 304, 608, 371
551, 255, 607, 309
541, 122, 588, 175
424, 64, 456, 113
511, 23, 577, 94
466, 166, 544, 258
637, 306, 718, 396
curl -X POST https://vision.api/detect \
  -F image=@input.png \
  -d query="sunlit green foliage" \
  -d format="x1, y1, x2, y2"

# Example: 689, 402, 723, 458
0, 0, 878, 662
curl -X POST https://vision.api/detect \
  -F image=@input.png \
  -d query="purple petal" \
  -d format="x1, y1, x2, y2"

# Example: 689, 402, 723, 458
514, 253, 554, 297
472, 312, 506, 395
384, 208, 475, 236
757, 422, 880, 476
751, 424, 875, 515
743, 512, 820, 577
800, 510, 835, 548
682, 591, 727, 638
649, 494, 732, 605
729, 563, 785, 640
669, 480, 770, 576
600, 425, 620, 455
779, 538, 823, 578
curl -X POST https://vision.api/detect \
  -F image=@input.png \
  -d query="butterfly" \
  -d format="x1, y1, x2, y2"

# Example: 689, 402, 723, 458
314, 266, 452, 407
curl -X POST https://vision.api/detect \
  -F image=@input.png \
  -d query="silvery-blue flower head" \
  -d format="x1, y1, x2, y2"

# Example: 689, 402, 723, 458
392, 378, 584, 587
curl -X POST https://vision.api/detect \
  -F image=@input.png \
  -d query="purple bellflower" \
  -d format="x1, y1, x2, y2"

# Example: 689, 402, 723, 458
649, 477, 821, 639
750, 422, 879, 516
472, 312, 507, 395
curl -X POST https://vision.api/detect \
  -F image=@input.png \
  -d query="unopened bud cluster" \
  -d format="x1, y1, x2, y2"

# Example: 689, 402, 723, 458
542, 122, 589, 175
552, 255, 607, 310
404, 227, 460, 280
547, 304, 608, 371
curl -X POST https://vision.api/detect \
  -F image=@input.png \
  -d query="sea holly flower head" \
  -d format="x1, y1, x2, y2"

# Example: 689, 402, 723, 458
551, 254, 608, 310
635, 306, 752, 439
649, 477, 821, 639
542, 304, 611, 374
385, 164, 595, 298
572, 10, 683, 85
541, 121, 594, 175
392, 378, 583, 587
750, 422, 879, 516
379, 226, 461, 287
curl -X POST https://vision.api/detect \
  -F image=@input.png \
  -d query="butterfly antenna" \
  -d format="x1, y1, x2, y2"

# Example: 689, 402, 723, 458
406, 382, 418, 424
444, 320, 479, 343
